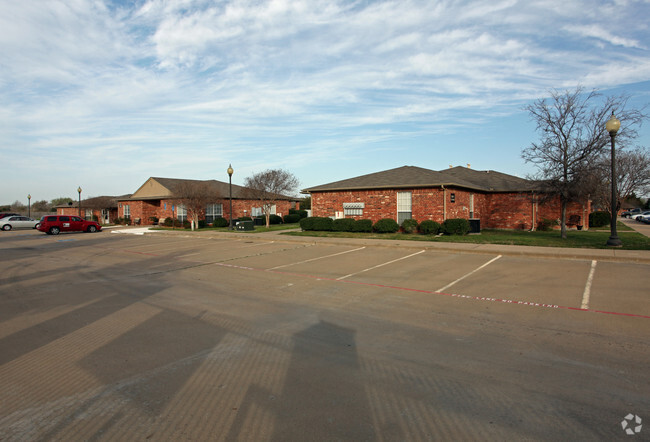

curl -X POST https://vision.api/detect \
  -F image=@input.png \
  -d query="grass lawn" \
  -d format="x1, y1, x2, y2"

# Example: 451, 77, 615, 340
151, 223, 302, 233
284, 221, 650, 250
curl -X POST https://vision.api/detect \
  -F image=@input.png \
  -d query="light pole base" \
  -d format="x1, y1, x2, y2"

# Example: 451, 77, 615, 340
606, 236, 622, 247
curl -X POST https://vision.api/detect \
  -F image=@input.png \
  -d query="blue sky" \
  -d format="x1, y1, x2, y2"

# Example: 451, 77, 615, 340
2, 0, 650, 205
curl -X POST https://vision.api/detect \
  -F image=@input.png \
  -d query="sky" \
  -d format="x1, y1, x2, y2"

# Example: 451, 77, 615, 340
2, 0, 650, 205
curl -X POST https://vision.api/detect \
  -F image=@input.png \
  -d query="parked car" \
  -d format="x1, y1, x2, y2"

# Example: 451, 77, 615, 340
622, 208, 642, 218
1, 216, 40, 230
633, 211, 650, 222
37, 215, 102, 235
0, 212, 20, 219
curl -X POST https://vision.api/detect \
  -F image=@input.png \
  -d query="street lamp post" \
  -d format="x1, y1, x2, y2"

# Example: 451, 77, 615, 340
27, 194, 31, 218
605, 112, 622, 247
77, 186, 82, 218
227, 164, 234, 230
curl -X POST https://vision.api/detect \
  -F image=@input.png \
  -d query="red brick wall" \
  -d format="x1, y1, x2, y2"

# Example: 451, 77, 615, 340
311, 188, 590, 230
118, 198, 297, 225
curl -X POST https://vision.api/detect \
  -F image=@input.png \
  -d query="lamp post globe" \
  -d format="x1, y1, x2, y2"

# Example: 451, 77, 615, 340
77, 187, 82, 218
227, 165, 234, 230
605, 113, 622, 247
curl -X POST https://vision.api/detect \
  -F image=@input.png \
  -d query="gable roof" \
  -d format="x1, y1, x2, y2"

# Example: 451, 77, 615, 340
121, 177, 299, 201
303, 166, 539, 193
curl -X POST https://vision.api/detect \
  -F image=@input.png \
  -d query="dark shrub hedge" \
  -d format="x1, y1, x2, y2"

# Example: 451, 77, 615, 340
283, 214, 301, 223
351, 219, 373, 232
269, 214, 283, 224
441, 218, 470, 235
537, 218, 558, 231
212, 217, 229, 228
289, 209, 309, 219
418, 220, 441, 235
238, 216, 252, 221
332, 218, 356, 231
401, 219, 418, 234
198, 219, 207, 229
373, 218, 399, 233
589, 211, 610, 228
300, 217, 333, 231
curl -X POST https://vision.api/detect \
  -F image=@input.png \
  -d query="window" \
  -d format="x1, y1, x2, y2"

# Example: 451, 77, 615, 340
397, 192, 412, 224
177, 205, 187, 222
252, 205, 276, 217
206, 203, 223, 222
123, 205, 130, 219
85, 209, 92, 220
343, 202, 364, 217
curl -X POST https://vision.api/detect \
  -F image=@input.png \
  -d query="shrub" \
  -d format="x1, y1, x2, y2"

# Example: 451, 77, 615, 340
568, 214, 581, 226
212, 217, 229, 228
149, 216, 159, 224
351, 219, 373, 232
198, 219, 207, 229
284, 214, 301, 223
589, 211, 610, 228
238, 216, 252, 221
300, 217, 333, 231
418, 220, 441, 235
373, 218, 399, 233
182, 220, 191, 229
289, 209, 309, 219
269, 214, 283, 224
401, 219, 418, 234
537, 218, 558, 231
442, 218, 470, 235
332, 218, 356, 232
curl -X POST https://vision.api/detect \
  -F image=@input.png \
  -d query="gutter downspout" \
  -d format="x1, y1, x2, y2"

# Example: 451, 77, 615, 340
441, 185, 447, 221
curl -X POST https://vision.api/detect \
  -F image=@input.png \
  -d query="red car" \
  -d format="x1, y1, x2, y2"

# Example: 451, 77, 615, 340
38, 215, 102, 235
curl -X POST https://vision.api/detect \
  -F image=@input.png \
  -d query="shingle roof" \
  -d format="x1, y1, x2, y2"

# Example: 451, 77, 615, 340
303, 166, 539, 193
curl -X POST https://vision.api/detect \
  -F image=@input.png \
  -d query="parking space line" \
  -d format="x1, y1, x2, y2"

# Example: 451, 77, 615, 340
435, 255, 502, 293
268, 247, 366, 270
581, 260, 597, 309
336, 250, 426, 280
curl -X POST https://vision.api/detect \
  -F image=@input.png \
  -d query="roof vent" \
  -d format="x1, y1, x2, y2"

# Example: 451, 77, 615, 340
449, 165, 453, 168
467, 163, 471, 169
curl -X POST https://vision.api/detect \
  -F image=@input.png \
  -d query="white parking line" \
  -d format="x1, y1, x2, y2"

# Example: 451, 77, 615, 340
581, 260, 597, 309
268, 247, 366, 270
336, 250, 426, 281
436, 255, 502, 293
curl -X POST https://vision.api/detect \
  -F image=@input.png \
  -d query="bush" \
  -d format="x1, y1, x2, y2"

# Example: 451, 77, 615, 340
238, 216, 252, 221
351, 219, 373, 232
198, 219, 207, 229
537, 218, 558, 231
300, 217, 333, 231
589, 211, 610, 228
401, 219, 418, 234
442, 218, 470, 235
332, 218, 356, 232
149, 216, 159, 224
269, 214, 283, 224
418, 220, 441, 235
373, 218, 399, 233
284, 214, 301, 223
212, 217, 229, 228
289, 209, 309, 219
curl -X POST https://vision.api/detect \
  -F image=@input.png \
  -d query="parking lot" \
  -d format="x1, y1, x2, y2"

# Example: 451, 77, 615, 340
1, 229, 649, 440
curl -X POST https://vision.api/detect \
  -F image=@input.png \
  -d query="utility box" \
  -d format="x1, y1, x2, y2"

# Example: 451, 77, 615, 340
469, 218, 481, 234
236, 220, 254, 231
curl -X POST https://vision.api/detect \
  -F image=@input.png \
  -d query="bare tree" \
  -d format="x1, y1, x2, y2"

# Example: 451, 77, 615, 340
244, 169, 299, 228
588, 147, 650, 212
173, 181, 215, 231
522, 87, 646, 238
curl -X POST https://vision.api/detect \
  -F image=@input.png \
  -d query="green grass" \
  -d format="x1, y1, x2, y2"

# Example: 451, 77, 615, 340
285, 222, 650, 250
151, 223, 301, 233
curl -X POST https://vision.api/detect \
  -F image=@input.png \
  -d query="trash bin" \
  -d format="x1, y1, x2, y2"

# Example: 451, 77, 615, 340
253, 217, 265, 226
235, 220, 254, 231
469, 218, 480, 233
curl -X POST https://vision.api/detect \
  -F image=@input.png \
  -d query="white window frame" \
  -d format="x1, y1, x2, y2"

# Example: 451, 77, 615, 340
206, 203, 223, 222
124, 205, 131, 219
177, 204, 187, 222
397, 192, 412, 224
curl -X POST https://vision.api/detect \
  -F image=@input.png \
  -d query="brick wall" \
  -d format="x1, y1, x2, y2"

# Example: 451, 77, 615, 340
311, 187, 590, 230
118, 198, 298, 225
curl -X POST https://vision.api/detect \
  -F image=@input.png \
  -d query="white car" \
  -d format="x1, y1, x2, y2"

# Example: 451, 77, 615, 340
1, 215, 41, 230
633, 211, 650, 221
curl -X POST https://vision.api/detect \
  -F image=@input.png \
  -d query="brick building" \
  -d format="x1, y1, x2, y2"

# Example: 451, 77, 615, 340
56, 196, 121, 224
304, 166, 591, 231
117, 177, 300, 225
